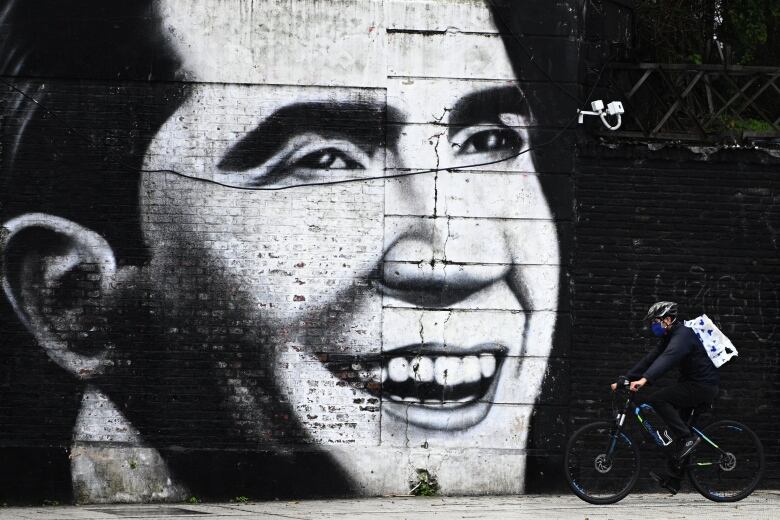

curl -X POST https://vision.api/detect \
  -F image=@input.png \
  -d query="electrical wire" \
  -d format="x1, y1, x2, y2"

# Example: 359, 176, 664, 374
136, 116, 579, 192
0, 18, 610, 192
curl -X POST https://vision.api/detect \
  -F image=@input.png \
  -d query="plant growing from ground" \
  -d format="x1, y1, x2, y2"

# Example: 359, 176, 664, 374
410, 469, 439, 496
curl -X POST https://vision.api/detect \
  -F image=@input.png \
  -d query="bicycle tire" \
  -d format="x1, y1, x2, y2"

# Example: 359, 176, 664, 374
564, 421, 641, 504
687, 420, 764, 502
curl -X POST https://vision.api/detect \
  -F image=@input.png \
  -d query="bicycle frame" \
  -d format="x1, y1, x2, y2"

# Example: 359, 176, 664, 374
565, 387, 765, 504
605, 388, 729, 470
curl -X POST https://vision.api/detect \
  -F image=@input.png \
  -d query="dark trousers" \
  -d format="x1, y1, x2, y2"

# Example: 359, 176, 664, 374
642, 382, 719, 439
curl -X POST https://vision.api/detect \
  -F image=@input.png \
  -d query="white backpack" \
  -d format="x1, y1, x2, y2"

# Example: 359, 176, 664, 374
684, 314, 738, 368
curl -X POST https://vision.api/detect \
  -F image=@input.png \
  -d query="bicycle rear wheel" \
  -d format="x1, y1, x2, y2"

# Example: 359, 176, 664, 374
688, 420, 764, 502
564, 421, 641, 504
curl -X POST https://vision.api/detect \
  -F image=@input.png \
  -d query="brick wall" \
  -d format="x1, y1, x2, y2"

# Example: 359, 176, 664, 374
2, 0, 778, 504
555, 143, 779, 490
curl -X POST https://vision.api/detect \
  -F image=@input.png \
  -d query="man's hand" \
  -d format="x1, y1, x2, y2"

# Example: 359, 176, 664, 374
629, 377, 647, 392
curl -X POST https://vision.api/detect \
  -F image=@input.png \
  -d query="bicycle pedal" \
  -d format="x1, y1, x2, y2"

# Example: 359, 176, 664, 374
649, 471, 679, 495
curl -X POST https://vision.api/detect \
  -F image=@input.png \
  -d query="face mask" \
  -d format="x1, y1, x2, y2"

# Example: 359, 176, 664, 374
651, 322, 666, 337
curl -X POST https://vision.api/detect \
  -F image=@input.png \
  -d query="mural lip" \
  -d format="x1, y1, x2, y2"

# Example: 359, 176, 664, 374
318, 343, 508, 363
380, 356, 504, 431
381, 342, 509, 358
320, 344, 508, 431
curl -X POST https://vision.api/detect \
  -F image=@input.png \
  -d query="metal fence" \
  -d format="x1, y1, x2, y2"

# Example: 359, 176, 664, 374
596, 63, 780, 143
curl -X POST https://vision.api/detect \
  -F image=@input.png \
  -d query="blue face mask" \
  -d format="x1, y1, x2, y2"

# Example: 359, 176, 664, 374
651, 322, 666, 337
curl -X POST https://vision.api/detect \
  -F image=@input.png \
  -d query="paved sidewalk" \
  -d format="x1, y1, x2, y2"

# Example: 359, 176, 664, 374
1, 492, 778, 520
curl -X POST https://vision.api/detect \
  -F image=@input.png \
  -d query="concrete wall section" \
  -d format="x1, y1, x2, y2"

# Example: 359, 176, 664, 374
0, 0, 574, 503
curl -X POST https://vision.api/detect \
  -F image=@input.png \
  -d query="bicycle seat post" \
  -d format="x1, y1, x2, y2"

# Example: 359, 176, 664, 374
686, 402, 713, 429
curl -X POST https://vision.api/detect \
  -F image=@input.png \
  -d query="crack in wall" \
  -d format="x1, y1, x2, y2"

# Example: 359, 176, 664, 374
432, 107, 451, 124
429, 131, 445, 218
443, 215, 452, 264
442, 310, 452, 358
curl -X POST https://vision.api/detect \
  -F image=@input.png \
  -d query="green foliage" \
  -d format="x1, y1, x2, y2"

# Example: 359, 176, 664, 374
42, 499, 60, 506
719, 0, 780, 64
719, 117, 775, 132
688, 53, 703, 65
410, 469, 440, 497
635, 0, 780, 65
232, 496, 249, 504
187, 496, 201, 504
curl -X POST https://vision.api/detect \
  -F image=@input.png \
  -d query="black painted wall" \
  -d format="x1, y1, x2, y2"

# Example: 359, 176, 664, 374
542, 143, 780, 490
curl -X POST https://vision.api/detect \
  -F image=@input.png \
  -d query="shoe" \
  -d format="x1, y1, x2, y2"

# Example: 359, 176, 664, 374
676, 434, 701, 461
650, 471, 680, 495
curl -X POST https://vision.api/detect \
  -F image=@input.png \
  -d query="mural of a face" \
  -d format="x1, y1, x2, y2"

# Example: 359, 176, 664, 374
135, 0, 560, 494
2, 0, 561, 498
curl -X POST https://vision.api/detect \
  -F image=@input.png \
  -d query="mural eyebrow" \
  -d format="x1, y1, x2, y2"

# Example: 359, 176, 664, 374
447, 86, 528, 130
217, 101, 397, 173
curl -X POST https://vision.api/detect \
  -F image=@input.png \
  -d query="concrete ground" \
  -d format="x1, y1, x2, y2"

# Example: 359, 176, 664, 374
1, 492, 778, 520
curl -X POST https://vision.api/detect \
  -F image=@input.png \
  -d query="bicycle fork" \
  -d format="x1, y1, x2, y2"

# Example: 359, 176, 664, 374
605, 411, 630, 460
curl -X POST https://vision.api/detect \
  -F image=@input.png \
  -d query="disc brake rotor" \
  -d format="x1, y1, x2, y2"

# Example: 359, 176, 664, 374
719, 452, 737, 472
595, 453, 612, 474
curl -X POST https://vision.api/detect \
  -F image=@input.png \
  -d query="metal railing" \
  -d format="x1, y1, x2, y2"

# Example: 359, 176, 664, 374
595, 63, 780, 143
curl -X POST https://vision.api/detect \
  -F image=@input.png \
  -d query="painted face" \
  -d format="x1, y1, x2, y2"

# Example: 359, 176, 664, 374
137, 0, 559, 494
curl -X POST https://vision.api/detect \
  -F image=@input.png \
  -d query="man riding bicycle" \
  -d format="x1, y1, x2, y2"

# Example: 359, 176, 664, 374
611, 301, 720, 493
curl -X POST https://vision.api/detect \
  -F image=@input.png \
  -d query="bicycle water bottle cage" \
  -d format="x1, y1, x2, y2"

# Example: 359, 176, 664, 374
637, 404, 672, 447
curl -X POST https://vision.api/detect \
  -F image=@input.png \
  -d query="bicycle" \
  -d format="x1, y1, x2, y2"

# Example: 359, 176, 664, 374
564, 378, 765, 504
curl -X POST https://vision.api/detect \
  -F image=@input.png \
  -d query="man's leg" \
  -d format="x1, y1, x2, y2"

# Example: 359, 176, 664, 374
644, 382, 718, 462
645, 384, 695, 439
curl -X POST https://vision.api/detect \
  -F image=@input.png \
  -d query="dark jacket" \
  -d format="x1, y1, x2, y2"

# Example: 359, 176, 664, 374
627, 321, 719, 386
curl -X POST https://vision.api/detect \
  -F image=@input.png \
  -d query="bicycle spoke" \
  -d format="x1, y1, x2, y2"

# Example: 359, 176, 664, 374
688, 421, 764, 502
565, 422, 640, 504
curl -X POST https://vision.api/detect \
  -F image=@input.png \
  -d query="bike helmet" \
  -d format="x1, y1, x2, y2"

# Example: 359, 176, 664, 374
644, 301, 678, 321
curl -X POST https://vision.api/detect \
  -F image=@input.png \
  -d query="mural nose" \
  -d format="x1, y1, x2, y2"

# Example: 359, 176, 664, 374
381, 224, 511, 307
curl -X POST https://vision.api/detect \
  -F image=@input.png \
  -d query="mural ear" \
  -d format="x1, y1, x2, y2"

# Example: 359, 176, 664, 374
1, 213, 117, 379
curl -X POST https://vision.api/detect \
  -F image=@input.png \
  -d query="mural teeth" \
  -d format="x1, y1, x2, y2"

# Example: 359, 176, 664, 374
409, 356, 434, 382
462, 356, 481, 383
380, 367, 388, 383
456, 395, 478, 403
434, 356, 464, 386
479, 353, 496, 378
434, 356, 448, 385
387, 357, 409, 382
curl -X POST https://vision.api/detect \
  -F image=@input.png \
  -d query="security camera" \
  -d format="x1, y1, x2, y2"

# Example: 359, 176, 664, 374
606, 101, 624, 116
577, 99, 625, 131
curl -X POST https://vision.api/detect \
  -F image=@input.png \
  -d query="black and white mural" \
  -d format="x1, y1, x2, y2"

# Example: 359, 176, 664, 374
0, 0, 575, 502
3, 0, 775, 505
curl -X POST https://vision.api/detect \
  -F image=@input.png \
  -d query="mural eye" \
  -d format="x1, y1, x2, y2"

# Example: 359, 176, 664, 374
292, 148, 365, 170
458, 128, 521, 155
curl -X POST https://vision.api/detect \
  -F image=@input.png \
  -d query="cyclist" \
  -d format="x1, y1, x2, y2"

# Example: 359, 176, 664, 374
611, 301, 719, 493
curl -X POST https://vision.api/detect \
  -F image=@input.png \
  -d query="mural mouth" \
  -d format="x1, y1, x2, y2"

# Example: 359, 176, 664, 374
323, 343, 507, 430
376, 343, 505, 406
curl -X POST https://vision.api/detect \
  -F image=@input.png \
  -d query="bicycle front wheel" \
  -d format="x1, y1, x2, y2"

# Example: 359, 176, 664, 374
688, 420, 765, 502
564, 421, 641, 504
